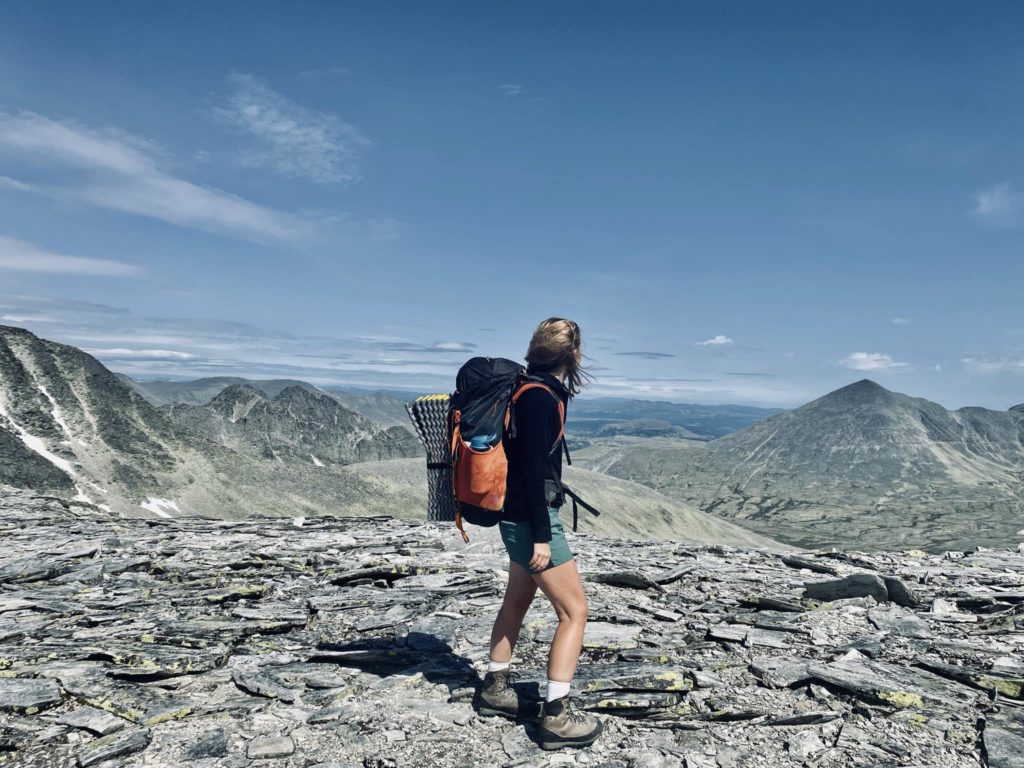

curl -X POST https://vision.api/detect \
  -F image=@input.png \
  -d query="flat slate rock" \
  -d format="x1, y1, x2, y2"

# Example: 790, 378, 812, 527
748, 657, 814, 689
76, 727, 151, 767
883, 575, 921, 607
247, 735, 295, 759
868, 606, 933, 639
57, 705, 127, 735
781, 555, 840, 575
586, 570, 664, 591
0, 678, 63, 713
807, 659, 971, 708
232, 668, 297, 703
985, 725, 1024, 768
803, 574, 889, 603
535, 621, 641, 650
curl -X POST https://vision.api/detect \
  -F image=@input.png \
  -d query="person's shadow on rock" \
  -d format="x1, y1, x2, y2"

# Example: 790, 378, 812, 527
311, 632, 476, 693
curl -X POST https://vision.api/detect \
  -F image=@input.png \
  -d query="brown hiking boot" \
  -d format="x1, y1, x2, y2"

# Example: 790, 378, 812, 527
476, 669, 521, 719
539, 695, 603, 750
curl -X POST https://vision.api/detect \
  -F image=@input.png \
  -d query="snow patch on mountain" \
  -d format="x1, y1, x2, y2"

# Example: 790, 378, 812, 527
141, 497, 181, 518
0, 395, 77, 477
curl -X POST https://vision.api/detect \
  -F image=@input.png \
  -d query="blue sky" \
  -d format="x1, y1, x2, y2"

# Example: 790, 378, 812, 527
1, 2, 1022, 409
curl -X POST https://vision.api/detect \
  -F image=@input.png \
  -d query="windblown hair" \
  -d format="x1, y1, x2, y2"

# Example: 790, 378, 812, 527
525, 317, 592, 398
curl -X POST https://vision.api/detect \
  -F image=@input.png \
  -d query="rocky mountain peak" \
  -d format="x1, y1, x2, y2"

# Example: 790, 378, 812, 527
817, 378, 894, 408
1010, 403, 1024, 414
273, 384, 325, 405
209, 383, 268, 406
207, 384, 268, 419
0, 325, 181, 505
0, 323, 35, 339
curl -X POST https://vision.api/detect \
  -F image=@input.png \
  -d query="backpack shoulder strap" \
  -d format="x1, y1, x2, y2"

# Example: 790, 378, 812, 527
511, 382, 565, 453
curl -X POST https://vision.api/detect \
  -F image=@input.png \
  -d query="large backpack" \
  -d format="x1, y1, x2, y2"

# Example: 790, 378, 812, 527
447, 357, 566, 542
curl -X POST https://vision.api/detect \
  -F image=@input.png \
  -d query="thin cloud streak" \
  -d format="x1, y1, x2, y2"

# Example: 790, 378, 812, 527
697, 335, 734, 347
962, 356, 1024, 374
0, 237, 141, 276
839, 352, 909, 371
614, 351, 674, 359
84, 348, 198, 360
0, 110, 312, 243
0, 176, 31, 191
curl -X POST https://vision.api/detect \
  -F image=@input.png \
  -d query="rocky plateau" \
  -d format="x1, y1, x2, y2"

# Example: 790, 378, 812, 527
1, 490, 1022, 767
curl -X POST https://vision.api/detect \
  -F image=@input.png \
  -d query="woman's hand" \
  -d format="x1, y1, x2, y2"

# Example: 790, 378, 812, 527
530, 542, 551, 572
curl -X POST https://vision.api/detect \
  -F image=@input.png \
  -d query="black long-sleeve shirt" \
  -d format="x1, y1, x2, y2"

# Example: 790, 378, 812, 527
502, 371, 569, 543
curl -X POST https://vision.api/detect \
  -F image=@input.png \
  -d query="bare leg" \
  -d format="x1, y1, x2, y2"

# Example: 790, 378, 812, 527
488, 560, 539, 663
531, 559, 588, 682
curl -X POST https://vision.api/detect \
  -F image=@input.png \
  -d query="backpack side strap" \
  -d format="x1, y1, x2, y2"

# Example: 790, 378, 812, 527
559, 483, 601, 533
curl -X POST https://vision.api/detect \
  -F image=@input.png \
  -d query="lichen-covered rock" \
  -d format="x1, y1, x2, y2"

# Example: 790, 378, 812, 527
75, 727, 151, 767
0, 678, 62, 714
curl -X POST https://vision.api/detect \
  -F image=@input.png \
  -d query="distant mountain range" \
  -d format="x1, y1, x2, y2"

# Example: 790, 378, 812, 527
122, 375, 414, 428
576, 379, 1024, 551
162, 383, 418, 464
124, 375, 781, 441
0, 326, 420, 518
0, 325, 779, 547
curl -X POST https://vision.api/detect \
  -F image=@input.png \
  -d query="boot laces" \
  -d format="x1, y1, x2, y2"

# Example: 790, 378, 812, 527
493, 670, 519, 691
563, 696, 590, 724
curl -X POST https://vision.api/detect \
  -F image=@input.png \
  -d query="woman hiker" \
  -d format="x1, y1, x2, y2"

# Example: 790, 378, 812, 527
476, 317, 602, 750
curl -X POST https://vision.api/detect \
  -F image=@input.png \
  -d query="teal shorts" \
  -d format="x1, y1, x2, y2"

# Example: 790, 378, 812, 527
499, 507, 574, 573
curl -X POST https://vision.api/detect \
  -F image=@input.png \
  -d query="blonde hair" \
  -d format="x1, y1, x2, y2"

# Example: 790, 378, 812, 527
525, 317, 591, 397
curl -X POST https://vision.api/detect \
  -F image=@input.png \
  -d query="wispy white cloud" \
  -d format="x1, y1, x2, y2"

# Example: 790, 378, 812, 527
615, 351, 675, 359
0, 110, 312, 243
697, 335, 734, 347
962, 356, 1024, 373
839, 352, 909, 371
0, 176, 31, 191
83, 348, 197, 360
378, 340, 477, 353
214, 73, 368, 184
0, 237, 141, 276
892, 316, 911, 325
430, 341, 476, 352
0, 294, 130, 315
499, 83, 524, 97
1, 314, 59, 323
971, 182, 1024, 228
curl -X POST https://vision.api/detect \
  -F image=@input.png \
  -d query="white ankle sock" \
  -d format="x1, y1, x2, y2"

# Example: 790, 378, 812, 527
546, 679, 571, 702
487, 660, 510, 673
